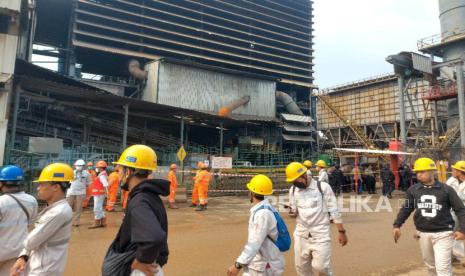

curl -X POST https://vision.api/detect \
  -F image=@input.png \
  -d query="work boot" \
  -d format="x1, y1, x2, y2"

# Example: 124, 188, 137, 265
189, 203, 198, 208
168, 202, 179, 209
204, 203, 208, 210
101, 217, 107, 227
88, 219, 103, 229
195, 205, 206, 212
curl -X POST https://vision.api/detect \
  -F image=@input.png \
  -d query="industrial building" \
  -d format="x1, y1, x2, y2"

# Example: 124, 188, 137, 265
1, 0, 316, 170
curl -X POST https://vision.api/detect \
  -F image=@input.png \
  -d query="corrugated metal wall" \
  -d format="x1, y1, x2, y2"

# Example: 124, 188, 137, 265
155, 62, 276, 118
317, 78, 448, 130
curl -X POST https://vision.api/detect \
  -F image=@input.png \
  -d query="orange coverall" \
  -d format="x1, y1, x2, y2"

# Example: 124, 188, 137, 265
82, 169, 97, 208
196, 170, 211, 206
168, 170, 178, 203
106, 171, 120, 211
191, 169, 200, 205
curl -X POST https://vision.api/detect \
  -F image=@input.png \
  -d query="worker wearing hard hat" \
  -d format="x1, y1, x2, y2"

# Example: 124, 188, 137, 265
89, 160, 109, 229
82, 161, 97, 208
303, 160, 313, 178
315, 160, 329, 183
286, 162, 347, 276
446, 161, 465, 263
106, 168, 120, 212
190, 161, 203, 208
227, 175, 285, 276
0, 165, 38, 275
167, 164, 179, 209
10, 163, 73, 276
393, 158, 465, 276
67, 159, 92, 226
103, 144, 169, 276
195, 162, 212, 212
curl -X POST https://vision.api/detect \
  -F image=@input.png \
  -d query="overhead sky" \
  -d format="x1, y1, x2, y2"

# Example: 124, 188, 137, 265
313, 0, 441, 89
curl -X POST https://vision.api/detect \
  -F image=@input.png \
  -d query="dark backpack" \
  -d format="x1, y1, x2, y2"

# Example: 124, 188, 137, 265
253, 205, 291, 252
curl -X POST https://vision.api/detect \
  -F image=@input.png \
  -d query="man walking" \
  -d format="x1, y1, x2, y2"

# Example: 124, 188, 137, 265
380, 164, 395, 198
103, 144, 169, 276
82, 161, 96, 208
393, 158, 465, 276
315, 160, 329, 183
286, 162, 348, 276
167, 164, 179, 209
303, 160, 313, 178
195, 162, 212, 212
67, 159, 92, 226
0, 165, 38, 275
10, 163, 74, 276
446, 161, 465, 263
227, 174, 285, 276
106, 168, 120, 212
89, 160, 109, 229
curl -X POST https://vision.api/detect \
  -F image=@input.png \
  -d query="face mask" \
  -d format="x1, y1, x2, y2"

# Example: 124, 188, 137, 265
95, 168, 100, 173
294, 183, 307, 190
75, 166, 83, 172
120, 168, 132, 191
249, 192, 254, 203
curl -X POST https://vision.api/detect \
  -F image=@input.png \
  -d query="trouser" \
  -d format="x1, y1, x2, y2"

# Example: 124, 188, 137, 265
130, 264, 164, 276
82, 185, 93, 208
106, 185, 119, 211
121, 190, 129, 210
418, 231, 454, 276
243, 266, 282, 276
169, 185, 177, 203
294, 233, 333, 276
382, 182, 394, 196
198, 184, 209, 205
453, 240, 465, 260
67, 194, 85, 225
93, 195, 106, 219
191, 183, 199, 204
0, 258, 16, 276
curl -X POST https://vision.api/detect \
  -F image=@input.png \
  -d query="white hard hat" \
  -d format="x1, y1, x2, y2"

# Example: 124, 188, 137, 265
74, 159, 86, 166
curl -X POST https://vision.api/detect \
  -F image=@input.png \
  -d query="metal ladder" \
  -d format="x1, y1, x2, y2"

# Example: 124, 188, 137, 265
438, 123, 461, 150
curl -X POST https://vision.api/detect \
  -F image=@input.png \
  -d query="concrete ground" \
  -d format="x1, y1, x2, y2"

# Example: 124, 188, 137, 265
65, 194, 465, 276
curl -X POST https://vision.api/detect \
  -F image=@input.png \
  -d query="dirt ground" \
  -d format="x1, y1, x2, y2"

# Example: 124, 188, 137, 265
65, 194, 465, 276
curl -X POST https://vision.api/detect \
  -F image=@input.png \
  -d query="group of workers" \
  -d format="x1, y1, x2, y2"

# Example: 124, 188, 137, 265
2, 147, 465, 275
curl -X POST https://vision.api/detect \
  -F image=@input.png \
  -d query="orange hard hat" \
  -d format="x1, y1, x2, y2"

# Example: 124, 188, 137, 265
87, 162, 93, 166
197, 161, 204, 169
96, 160, 108, 168
170, 164, 177, 170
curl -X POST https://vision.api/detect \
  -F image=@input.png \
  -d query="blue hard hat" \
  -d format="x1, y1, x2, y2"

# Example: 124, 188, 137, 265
0, 165, 24, 181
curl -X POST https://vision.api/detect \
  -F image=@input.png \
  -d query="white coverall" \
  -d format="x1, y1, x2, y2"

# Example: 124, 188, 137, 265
318, 169, 329, 184
289, 179, 342, 276
0, 192, 38, 275
94, 173, 109, 220
236, 198, 285, 276
67, 169, 91, 225
19, 199, 73, 276
446, 177, 465, 260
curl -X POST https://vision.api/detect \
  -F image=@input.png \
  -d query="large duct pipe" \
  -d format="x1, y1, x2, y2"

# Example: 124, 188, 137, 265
218, 96, 250, 117
439, 0, 465, 61
128, 59, 148, 80
276, 91, 304, 115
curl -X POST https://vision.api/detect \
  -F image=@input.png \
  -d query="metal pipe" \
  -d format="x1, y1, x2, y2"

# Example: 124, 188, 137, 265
180, 116, 184, 187
276, 91, 304, 115
10, 86, 21, 152
218, 96, 250, 117
397, 76, 407, 145
122, 104, 129, 150
128, 60, 148, 80
456, 63, 465, 157
220, 121, 224, 157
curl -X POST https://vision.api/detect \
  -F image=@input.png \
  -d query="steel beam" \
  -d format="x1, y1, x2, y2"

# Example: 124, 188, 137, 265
122, 104, 129, 150
456, 63, 465, 157
397, 76, 407, 145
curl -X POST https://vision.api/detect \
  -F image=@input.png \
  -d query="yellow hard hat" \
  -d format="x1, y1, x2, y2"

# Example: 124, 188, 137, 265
452, 161, 465, 173
285, 162, 307, 183
34, 163, 74, 183
247, 174, 273, 196
303, 160, 313, 168
316, 160, 327, 168
413, 157, 437, 172
113, 144, 157, 171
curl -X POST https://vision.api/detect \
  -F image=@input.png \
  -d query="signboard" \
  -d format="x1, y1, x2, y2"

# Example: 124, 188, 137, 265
412, 52, 433, 74
211, 157, 233, 169
28, 137, 63, 154
177, 146, 187, 161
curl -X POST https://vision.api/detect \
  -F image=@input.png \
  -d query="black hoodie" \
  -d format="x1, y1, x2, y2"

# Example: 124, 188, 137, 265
110, 178, 170, 267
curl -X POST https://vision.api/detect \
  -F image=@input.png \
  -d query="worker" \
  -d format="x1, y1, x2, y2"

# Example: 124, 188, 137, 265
102, 144, 169, 276
190, 161, 203, 207
0, 165, 38, 275
82, 161, 97, 208
89, 160, 109, 229
106, 168, 120, 212
361, 164, 376, 194
303, 160, 313, 178
167, 163, 179, 209
196, 162, 212, 212
286, 162, 348, 276
227, 174, 285, 276
10, 163, 73, 276
380, 164, 395, 199
447, 161, 465, 264
393, 158, 465, 276
315, 160, 329, 184
67, 159, 92, 227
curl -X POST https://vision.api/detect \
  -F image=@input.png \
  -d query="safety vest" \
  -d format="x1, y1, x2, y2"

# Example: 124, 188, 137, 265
197, 170, 211, 186
91, 171, 107, 196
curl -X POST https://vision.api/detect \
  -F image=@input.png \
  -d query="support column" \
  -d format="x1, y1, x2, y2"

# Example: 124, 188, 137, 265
9, 85, 21, 156
180, 116, 185, 187
122, 104, 129, 150
456, 63, 465, 158
397, 76, 407, 145
0, 83, 12, 166
219, 121, 224, 157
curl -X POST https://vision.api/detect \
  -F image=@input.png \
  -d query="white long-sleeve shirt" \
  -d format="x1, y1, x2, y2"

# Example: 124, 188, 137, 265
0, 192, 38, 261
20, 198, 73, 276
289, 179, 342, 240
67, 170, 92, 196
236, 199, 285, 273
318, 169, 329, 183
98, 172, 109, 188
